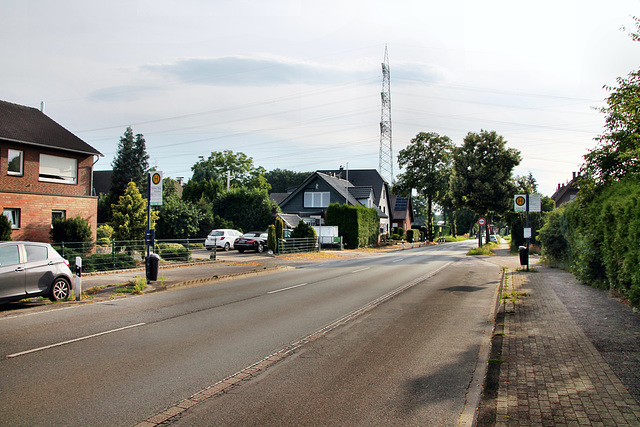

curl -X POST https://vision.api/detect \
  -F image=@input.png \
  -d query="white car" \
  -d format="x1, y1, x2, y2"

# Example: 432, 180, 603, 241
205, 229, 243, 251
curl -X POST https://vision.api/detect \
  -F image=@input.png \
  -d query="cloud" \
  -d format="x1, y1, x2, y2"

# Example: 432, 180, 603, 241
142, 55, 442, 87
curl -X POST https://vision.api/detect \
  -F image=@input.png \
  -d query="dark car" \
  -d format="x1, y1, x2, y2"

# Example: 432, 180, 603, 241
0, 241, 73, 303
234, 232, 268, 253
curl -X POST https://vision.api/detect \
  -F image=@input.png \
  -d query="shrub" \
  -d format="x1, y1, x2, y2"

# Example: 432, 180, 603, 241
50, 216, 93, 254
0, 214, 12, 241
97, 224, 114, 241
291, 220, 317, 239
76, 253, 137, 272
157, 242, 190, 262
267, 224, 277, 253
325, 203, 379, 248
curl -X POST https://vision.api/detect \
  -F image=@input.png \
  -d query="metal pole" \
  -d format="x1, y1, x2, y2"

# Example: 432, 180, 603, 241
526, 193, 530, 271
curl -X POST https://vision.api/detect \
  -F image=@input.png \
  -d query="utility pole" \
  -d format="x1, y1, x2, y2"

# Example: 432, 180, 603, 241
379, 44, 393, 183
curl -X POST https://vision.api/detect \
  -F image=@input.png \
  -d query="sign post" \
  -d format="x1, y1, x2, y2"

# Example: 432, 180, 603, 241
146, 172, 162, 281
478, 217, 486, 247
514, 194, 541, 271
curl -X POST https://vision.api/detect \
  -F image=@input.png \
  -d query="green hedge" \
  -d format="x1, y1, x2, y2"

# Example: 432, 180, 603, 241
538, 178, 640, 307
325, 203, 379, 248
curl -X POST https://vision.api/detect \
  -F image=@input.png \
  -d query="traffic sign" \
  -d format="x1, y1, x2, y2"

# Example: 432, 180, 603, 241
514, 194, 541, 212
149, 171, 163, 206
478, 217, 486, 226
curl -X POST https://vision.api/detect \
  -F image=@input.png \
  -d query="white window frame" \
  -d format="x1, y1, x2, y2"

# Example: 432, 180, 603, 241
7, 149, 23, 176
304, 191, 330, 208
52, 210, 66, 223
3, 209, 20, 229
39, 154, 77, 184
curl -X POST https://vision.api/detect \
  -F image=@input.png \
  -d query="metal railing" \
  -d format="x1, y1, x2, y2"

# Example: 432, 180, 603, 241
277, 238, 319, 254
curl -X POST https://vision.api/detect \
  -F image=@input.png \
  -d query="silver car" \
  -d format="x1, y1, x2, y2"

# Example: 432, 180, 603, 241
0, 241, 73, 303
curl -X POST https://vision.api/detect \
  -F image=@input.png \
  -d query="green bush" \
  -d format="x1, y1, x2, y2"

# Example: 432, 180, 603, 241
157, 242, 190, 262
267, 224, 277, 253
291, 220, 317, 239
96, 237, 111, 246
50, 216, 93, 254
325, 203, 379, 248
0, 214, 12, 241
96, 224, 114, 240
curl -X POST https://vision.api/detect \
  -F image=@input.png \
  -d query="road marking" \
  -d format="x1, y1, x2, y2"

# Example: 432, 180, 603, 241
268, 283, 308, 294
392, 258, 403, 263
6, 323, 146, 359
351, 267, 370, 273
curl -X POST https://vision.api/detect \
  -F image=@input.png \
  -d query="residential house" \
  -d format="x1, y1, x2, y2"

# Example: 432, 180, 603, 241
389, 194, 414, 232
0, 100, 103, 242
551, 172, 580, 207
277, 168, 394, 236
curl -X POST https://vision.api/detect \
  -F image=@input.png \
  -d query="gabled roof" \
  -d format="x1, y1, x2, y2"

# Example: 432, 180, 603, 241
318, 168, 388, 203
279, 171, 360, 208
0, 100, 102, 156
348, 186, 374, 199
277, 213, 303, 228
390, 194, 414, 223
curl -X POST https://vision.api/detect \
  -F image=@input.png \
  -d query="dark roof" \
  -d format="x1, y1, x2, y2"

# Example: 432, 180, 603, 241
277, 213, 303, 228
318, 168, 388, 203
278, 172, 359, 208
269, 192, 290, 205
348, 186, 374, 199
0, 100, 102, 156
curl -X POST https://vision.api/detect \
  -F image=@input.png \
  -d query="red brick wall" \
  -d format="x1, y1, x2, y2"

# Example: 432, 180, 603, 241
0, 142, 94, 196
0, 192, 97, 242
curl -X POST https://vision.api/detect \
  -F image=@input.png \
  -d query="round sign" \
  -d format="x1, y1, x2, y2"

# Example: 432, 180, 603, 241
478, 217, 486, 226
151, 172, 162, 185
515, 196, 526, 207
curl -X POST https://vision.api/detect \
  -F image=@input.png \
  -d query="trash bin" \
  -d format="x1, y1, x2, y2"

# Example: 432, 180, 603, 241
518, 245, 528, 266
146, 253, 160, 282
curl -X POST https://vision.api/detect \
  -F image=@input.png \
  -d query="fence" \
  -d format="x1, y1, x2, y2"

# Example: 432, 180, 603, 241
52, 238, 206, 273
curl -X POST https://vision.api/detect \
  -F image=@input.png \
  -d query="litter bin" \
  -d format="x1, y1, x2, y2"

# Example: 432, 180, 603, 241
518, 245, 528, 266
146, 253, 160, 282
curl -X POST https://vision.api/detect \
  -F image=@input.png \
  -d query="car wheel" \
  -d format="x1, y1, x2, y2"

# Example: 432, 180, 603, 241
257, 243, 264, 253
49, 277, 71, 302
224, 242, 230, 251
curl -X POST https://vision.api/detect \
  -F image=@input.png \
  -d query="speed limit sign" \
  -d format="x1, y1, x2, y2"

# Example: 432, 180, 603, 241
478, 217, 486, 226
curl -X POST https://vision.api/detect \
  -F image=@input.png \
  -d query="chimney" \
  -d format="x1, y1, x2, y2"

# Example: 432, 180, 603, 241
40, 101, 45, 113
572, 172, 576, 179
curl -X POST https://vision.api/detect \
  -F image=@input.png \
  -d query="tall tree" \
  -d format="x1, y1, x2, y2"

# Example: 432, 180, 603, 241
110, 182, 157, 243
450, 130, 521, 245
106, 127, 150, 221
395, 132, 454, 241
191, 150, 270, 191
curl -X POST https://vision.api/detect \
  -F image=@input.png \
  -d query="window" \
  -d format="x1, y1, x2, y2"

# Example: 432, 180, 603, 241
39, 154, 77, 184
52, 210, 66, 222
0, 244, 20, 266
304, 192, 330, 208
3, 209, 20, 229
25, 245, 47, 262
7, 149, 23, 176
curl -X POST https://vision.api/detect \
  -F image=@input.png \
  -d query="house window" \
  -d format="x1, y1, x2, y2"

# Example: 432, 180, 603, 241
52, 210, 66, 223
3, 209, 20, 229
304, 192, 330, 208
39, 154, 77, 184
7, 149, 23, 176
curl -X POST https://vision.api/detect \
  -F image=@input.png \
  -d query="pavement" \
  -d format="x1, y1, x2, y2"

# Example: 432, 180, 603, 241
479, 247, 640, 426
3, 243, 640, 426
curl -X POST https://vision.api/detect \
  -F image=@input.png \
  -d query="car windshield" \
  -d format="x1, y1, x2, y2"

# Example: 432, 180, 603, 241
209, 231, 224, 237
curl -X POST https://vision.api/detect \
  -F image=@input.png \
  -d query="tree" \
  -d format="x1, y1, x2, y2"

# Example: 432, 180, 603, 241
110, 181, 157, 242
582, 18, 640, 186
212, 187, 279, 232
105, 127, 150, 222
155, 198, 201, 239
191, 150, 270, 191
396, 132, 454, 242
265, 169, 311, 193
182, 178, 222, 204
450, 130, 521, 245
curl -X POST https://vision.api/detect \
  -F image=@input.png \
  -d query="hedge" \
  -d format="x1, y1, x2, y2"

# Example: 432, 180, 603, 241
325, 203, 379, 249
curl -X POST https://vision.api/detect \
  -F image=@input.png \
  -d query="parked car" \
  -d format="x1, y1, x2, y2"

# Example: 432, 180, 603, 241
205, 229, 243, 251
0, 241, 73, 303
489, 234, 500, 243
235, 231, 268, 253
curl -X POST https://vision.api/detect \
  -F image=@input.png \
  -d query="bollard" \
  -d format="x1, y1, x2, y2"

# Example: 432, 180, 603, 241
75, 256, 82, 301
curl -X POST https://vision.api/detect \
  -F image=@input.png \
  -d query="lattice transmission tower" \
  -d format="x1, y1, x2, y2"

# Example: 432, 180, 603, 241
378, 45, 393, 183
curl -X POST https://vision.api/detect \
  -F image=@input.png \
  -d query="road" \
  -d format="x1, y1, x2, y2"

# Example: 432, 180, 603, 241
0, 240, 500, 426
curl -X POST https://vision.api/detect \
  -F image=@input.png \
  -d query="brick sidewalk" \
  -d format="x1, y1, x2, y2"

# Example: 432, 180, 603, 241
495, 256, 640, 426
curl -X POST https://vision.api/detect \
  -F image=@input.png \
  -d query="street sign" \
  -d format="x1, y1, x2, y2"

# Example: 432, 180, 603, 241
149, 171, 163, 206
478, 217, 486, 226
514, 194, 541, 213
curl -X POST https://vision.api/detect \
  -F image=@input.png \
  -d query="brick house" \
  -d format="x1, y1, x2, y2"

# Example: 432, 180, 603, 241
0, 100, 102, 242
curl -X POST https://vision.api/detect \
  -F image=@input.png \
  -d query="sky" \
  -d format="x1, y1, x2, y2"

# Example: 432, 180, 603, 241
2, 0, 639, 197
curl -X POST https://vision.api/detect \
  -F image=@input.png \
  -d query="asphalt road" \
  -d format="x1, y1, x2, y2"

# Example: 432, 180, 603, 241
0, 240, 499, 426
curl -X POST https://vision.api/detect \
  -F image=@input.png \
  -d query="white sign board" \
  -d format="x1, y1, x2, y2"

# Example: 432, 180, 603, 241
150, 171, 163, 206
514, 194, 541, 213
524, 228, 532, 239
